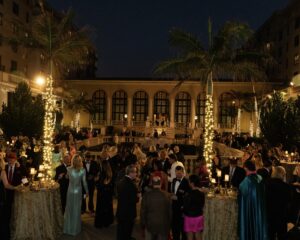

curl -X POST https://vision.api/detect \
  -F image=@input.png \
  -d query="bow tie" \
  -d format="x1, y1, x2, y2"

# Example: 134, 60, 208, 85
175, 178, 181, 182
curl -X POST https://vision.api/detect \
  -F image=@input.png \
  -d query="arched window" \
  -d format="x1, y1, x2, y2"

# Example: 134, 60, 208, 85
154, 91, 169, 116
175, 92, 191, 124
92, 90, 106, 123
219, 92, 237, 128
112, 90, 127, 121
133, 91, 148, 122
196, 93, 206, 127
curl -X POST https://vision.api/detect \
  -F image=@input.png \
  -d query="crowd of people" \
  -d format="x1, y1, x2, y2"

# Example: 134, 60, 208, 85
0, 130, 300, 240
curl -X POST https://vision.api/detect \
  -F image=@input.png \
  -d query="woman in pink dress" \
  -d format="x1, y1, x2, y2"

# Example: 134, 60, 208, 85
183, 174, 205, 240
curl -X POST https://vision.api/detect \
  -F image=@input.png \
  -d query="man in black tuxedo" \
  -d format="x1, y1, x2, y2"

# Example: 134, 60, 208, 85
55, 154, 70, 213
82, 152, 99, 213
171, 165, 190, 240
266, 166, 291, 240
116, 164, 139, 240
221, 158, 246, 188
5, 152, 25, 239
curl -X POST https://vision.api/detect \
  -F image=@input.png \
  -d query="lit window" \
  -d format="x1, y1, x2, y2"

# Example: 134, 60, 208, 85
154, 91, 169, 116
218, 92, 237, 129
112, 90, 127, 121
175, 92, 191, 124
92, 90, 106, 123
133, 91, 148, 122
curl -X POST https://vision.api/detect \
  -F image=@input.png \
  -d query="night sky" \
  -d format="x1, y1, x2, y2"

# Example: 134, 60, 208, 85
50, 0, 288, 78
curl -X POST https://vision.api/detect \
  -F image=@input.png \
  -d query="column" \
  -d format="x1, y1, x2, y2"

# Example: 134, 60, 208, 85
106, 95, 112, 125
191, 98, 196, 128
127, 96, 132, 127
148, 95, 153, 122
170, 96, 175, 128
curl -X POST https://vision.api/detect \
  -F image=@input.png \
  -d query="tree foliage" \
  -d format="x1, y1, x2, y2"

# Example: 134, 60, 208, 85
11, 3, 93, 80
0, 82, 45, 137
154, 21, 271, 83
260, 92, 300, 149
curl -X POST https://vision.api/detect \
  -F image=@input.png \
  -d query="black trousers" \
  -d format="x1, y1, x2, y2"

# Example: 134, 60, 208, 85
117, 219, 134, 240
171, 208, 186, 240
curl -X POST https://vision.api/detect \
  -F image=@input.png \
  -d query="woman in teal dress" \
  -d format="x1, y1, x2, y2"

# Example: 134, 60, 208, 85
63, 154, 89, 236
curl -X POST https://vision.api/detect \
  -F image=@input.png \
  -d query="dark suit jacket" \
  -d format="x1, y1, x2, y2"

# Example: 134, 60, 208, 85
83, 160, 99, 182
221, 166, 246, 188
5, 164, 25, 186
55, 164, 69, 194
171, 177, 190, 211
116, 176, 138, 221
266, 178, 291, 223
140, 189, 171, 234
257, 167, 271, 182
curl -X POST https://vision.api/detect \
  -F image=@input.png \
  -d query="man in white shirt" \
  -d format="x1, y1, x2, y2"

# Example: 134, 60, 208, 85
168, 154, 185, 183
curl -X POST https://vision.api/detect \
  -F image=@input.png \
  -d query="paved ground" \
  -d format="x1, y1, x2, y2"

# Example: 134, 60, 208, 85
60, 199, 143, 240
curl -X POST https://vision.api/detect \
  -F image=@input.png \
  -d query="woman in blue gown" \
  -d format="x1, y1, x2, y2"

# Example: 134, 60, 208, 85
63, 154, 89, 236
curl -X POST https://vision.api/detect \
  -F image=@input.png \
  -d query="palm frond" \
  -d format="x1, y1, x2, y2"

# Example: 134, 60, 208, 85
169, 28, 204, 54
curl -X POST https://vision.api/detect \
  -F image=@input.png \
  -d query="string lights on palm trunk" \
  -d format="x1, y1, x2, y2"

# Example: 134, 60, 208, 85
42, 75, 55, 180
203, 94, 214, 177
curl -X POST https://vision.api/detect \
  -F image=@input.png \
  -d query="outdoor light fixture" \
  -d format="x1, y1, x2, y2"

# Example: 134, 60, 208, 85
290, 81, 294, 86
124, 114, 128, 119
194, 116, 198, 120
35, 75, 46, 86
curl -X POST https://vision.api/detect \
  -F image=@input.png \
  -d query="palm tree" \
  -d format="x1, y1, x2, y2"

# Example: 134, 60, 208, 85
155, 20, 271, 169
12, 1, 93, 172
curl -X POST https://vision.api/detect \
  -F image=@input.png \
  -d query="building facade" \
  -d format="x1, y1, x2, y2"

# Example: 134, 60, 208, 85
254, 0, 300, 83
0, 0, 42, 79
63, 79, 279, 136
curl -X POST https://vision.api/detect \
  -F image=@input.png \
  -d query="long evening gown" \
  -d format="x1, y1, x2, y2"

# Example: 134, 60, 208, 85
63, 167, 88, 236
94, 177, 114, 228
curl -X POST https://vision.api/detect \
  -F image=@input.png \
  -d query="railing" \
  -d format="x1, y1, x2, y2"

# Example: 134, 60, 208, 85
92, 120, 107, 125
132, 121, 145, 126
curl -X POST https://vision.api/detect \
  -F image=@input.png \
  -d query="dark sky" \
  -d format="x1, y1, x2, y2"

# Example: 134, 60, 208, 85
50, 0, 288, 78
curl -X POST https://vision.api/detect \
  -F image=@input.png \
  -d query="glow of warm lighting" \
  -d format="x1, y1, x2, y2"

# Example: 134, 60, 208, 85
35, 75, 46, 86
232, 101, 236, 105
203, 94, 214, 179
124, 114, 128, 119
290, 82, 294, 86
194, 116, 198, 120
267, 94, 272, 99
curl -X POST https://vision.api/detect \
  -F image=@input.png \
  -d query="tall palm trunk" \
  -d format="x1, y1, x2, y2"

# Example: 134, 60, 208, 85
203, 71, 214, 176
251, 78, 260, 137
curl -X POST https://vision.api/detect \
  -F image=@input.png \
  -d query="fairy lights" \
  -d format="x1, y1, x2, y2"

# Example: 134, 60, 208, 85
203, 94, 214, 178
42, 75, 55, 179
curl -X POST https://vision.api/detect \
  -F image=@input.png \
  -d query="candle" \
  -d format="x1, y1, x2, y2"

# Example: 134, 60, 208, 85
211, 178, 216, 184
217, 170, 222, 177
291, 152, 295, 157
285, 151, 288, 155
37, 173, 43, 178
30, 168, 35, 175
39, 165, 45, 171
224, 174, 229, 182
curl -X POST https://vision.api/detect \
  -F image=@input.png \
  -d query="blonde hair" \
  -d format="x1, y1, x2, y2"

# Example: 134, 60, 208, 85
271, 166, 286, 181
149, 145, 157, 152
72, 154, 83, 170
